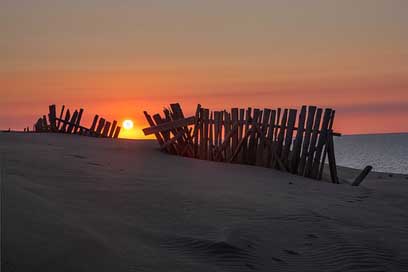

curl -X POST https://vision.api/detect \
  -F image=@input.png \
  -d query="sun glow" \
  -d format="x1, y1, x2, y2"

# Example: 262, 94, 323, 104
123, 119, 134, 130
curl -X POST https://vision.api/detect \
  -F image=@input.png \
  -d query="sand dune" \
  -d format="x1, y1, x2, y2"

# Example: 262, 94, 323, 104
1, 133, 408, 271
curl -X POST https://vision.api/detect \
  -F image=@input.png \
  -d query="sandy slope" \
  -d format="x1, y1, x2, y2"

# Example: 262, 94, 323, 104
1, 133, 408, 272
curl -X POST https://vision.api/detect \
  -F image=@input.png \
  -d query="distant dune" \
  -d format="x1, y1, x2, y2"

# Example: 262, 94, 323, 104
1, 133, 408, 272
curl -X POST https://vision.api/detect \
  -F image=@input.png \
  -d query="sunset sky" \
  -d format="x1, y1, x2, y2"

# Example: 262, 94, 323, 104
1, 0, 407, 138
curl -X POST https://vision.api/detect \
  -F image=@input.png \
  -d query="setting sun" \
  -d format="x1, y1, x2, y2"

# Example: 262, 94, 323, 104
123, 119, 134, 130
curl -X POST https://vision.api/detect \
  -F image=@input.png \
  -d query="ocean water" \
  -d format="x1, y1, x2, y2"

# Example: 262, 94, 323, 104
334, 133, 408, 174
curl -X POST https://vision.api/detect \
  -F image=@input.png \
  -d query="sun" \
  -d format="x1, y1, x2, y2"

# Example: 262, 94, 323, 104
123, 119, 134, 130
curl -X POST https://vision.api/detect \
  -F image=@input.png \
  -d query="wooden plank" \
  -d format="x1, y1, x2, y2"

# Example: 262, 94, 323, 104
224, 111, 232, 160
57, 105, 65, 129
265, 110, 276, 167
192, 104, 201, 158
216, 123, 239, 161
154, 113, 177, 154
161, 130, 184, 151
48, 104, 57, 132
318, 110, 336, 180
242, 108, 252, 163
90, 115, 99, 133
352, 166, 372, 186
214, 111, 220, 149
310, 108, 332, 178
143, 116, 195, 135
231, 108, 239, 161
108, 120, 118, 138
274, 108, 282, 140
60, 109, 71, 133
144, 112, 164, 145
256, 108, 271, 166
66, 110, 78, 134
298, 106, 317, 175
42, 115, 48, 131
102, 121, 111, 137
303, 108, 323, 177
197, 108, 204, 159
170, 103, 194, 154
113, 126, 121, 138
327, 132, 339, 184
203, 108, 209, 160
209, 111, 214, 161
238, 108, 245, 163
229, 126, 255, 163
281, 109, 297, 168
95, 118, 106, 136
247, 109, 261, 165
272, 109, 288, 169
73, 108, 84, 134
290, 106, 307, 173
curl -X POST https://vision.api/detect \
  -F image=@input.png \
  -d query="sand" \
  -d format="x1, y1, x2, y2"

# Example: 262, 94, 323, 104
1, 133, 408, 271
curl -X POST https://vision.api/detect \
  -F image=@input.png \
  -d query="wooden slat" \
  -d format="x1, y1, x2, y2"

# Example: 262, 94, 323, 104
102, 121, 111, 137
281, 109, 297, 167
272, 109, 287, 169
242, 108, 251, 163
113, 126, 121, 138
95, 118, 106, 136
327, 132, 339, 184
170, 103, 194, 155
199, 108, 205, 160
310, 108, 332, 178
60, 109, 71, 133
274, 108, 282, 140
192, 104, 201, 158
142, 116, 195, 135
224, 111, 232, 160
66, 110, 78, 134
214, 111, 220, 149
290, 106, 307, 173
209, 111, 214, 161
352, 166, 372, 186
256, 108, 271, 166
231, 108, 239, 161
298, 106, 317, 175
247, 109, 261, 164
303, 108, 323, 177
108, 120, 118, 138
48, 104, 57, 132
144, 112, 164, 146
238, 109, 245, 163
57, 105, 65, 129
203, 108, 209, 160
42, 115, 48, 131
154, 113, 178, 154
216, 123, 239, 161
318, 110, 336, 180
265, 110, 276, 167
73, 108, 84, 134
90, 115, 99, 134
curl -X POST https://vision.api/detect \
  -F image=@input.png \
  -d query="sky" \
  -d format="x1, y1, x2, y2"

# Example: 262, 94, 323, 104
1, 0, 407, 138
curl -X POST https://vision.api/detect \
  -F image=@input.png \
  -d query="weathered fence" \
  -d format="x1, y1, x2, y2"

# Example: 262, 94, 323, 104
143, 103, 340, 183
33, 104, 121, 138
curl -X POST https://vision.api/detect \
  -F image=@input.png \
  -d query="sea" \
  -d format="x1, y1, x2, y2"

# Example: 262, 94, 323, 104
334, 133, 408, 174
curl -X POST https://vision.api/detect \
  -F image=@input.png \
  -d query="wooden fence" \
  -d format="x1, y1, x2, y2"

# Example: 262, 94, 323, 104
143, 103, 341, 183
32, 104, 121, 138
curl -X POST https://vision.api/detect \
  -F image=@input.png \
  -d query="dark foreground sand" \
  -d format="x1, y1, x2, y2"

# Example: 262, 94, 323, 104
1, 133, 408, 272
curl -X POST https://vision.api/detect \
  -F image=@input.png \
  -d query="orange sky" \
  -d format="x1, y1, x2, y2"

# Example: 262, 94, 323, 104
1, 1, 407, 137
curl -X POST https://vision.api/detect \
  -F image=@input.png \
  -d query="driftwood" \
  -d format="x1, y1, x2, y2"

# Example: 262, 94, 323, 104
143, 103, 341, 183
352, 166, 373, 186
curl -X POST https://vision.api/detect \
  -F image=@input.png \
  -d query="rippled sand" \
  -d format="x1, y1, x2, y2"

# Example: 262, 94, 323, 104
1, 133, 408, 271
